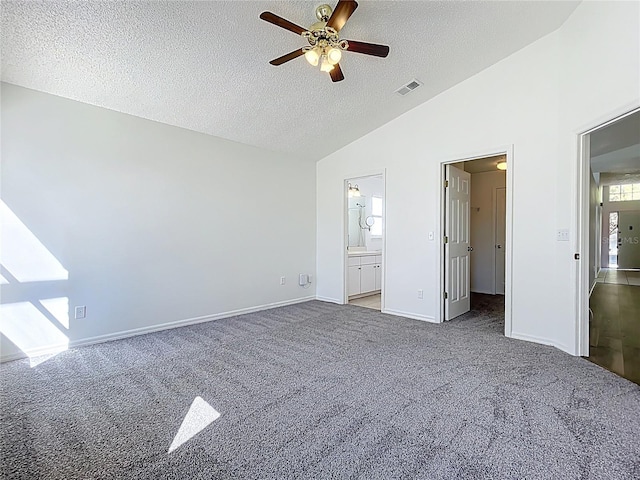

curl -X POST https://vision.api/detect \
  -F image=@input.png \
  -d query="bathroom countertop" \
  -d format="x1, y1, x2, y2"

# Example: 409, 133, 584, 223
347, 250, 382, 256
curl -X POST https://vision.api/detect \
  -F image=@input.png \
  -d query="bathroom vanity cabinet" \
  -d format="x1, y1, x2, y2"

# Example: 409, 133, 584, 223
348, 252, 382, 297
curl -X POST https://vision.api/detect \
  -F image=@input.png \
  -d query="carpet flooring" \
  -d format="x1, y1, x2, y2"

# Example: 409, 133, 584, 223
1, 295, 640, 479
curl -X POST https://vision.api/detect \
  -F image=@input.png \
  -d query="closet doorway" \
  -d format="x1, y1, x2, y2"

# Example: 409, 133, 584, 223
440, 153, 512, 330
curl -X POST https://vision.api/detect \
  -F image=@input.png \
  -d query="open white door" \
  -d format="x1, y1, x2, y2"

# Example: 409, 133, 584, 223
445, 164, 471, 320
495, 187, 506, 295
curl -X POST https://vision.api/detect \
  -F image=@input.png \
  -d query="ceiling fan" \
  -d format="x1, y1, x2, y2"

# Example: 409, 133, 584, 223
260, 1, 389, 82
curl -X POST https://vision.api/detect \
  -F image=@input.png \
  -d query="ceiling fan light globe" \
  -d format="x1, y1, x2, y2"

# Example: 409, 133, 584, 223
315, 4, 333, 21
320, 56, 334, 72
327, 47, 342, 65
305, 48, 320, 66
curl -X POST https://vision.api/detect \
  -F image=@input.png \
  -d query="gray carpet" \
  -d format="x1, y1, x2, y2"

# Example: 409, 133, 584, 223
1, 296, 639, 479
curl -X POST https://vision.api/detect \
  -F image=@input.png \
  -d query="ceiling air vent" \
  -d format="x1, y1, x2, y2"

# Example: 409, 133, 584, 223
396, 79, 422, 96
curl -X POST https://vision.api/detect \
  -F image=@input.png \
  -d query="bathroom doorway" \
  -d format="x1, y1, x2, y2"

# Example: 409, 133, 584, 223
344, 173, 385, 311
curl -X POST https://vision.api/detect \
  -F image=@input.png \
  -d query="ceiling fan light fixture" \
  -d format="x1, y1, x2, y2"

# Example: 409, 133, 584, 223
260, 2, 389, 82
327, 46, 342, 65
320, 55, 334, 72
304, 47, 320, 66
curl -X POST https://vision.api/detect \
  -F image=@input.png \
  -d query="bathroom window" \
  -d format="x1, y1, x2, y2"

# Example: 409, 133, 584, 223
609, 183, 640, 202
371, 196, 383, 237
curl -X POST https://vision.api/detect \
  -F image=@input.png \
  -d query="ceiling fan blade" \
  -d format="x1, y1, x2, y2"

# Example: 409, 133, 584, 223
330, 63, 345, 82
345, 40, 389, 58
260, 11, 307, 35
326, 1, 358, 32
269, 49, 306, 66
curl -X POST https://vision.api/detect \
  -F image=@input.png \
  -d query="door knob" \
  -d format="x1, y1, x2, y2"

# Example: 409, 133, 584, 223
468, 246, 473, 251
496, 245, 502, 249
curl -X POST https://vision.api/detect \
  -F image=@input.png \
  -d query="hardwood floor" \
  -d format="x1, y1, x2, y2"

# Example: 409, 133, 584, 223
595, 268, 640, 286
589, 270, 640, 385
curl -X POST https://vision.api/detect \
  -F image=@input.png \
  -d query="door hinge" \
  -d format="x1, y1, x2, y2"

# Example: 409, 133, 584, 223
574, 253, 580, 260
444, 180, 449, 188
443, 291, 448, 299
444, 236, 448, 244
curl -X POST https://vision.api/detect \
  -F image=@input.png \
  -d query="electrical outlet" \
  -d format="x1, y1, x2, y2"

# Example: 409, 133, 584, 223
299, 274, 308, 286
417, 289, 423, 299
74, 306, 86, 319
280, 276, 286, 285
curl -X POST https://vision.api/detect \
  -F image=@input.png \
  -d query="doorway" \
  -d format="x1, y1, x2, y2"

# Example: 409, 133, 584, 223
578, 108, 640, 383
344, 173, 385, 311
440, 151, 513, 336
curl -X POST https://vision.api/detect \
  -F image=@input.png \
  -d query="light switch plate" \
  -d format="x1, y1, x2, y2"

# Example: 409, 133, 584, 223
557, 229, 569, 241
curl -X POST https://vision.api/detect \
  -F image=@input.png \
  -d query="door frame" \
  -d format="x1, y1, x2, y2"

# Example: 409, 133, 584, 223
439, 146, 514, 338
342, 170, 387, 309
575, 106, 639, 357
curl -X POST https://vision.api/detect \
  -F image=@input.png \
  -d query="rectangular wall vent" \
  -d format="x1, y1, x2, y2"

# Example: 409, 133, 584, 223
395, 78, 422, 96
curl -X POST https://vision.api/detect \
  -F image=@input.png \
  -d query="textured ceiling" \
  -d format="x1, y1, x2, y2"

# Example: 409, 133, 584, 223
591, 111, 640, 179
2, 1, 580, 161
461, 155, 506, 174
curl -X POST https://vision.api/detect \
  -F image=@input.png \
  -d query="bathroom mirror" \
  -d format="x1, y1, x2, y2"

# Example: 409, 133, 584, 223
348, 196, 367, 248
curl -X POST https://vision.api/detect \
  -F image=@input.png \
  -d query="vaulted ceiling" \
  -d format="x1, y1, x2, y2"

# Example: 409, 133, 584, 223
2, 1, 580, 161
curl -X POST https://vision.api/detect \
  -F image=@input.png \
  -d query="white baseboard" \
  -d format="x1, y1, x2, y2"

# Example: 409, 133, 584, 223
471, 289, 495, 295
1, 351, 34, 363
315, 296, 343, 304
509, 331, 574, 356
382, 308, 438, 324
1, 296, 316, 363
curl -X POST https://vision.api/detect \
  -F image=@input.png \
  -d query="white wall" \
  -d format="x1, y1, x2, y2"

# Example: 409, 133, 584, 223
469, 170, 506, 294
316, 1, 639, 353
1, 83, 316, 361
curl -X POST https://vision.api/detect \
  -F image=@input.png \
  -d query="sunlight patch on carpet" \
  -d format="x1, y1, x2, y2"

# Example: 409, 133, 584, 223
168, 396, 220, 454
